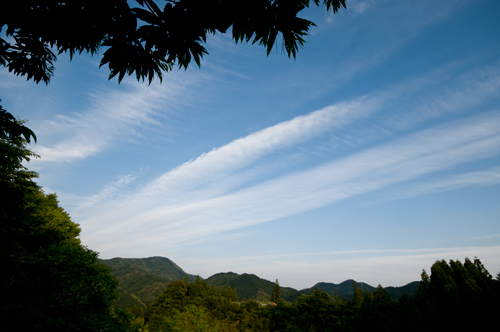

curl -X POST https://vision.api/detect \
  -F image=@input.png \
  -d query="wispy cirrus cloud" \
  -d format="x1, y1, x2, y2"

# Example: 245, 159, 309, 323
32, 84, 162, 163
381, 167, 500, 202
72, 60, 500, 256
95, 111, 500, 249
69, 61, 500, 220
65, 94, 383, 220
29, 72, 201, 164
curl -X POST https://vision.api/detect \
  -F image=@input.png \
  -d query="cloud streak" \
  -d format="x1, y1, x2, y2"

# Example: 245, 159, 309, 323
75, 72, 500, 255
67, 95, 383, 222
103, 111, 500, 246
30, 73, 200, 164
71, 60, 500, 221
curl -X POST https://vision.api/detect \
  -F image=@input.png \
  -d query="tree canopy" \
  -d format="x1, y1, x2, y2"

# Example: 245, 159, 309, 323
1, 0, 346, 85
0, 114, 132, 331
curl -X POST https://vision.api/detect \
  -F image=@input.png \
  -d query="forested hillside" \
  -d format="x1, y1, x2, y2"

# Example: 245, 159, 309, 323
103, 257, 420, 307
122, 257, 500, 332
207, 272, 302, 302
99, 257, 198, 308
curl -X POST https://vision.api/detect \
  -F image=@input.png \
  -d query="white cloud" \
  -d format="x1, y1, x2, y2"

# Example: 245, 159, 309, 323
79, 110, 500, 254
135, 96, 381, 197
32, 84, 162, 163
71, 95, 383, 228
29, 72, 201, 164
51, 58, 500, 259
71, 60, 500, 227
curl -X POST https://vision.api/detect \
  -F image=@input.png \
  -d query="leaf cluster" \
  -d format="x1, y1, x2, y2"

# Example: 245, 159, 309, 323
1, 0, 346, 85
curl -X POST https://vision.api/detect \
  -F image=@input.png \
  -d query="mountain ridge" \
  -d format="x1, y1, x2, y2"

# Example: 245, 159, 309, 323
99, 256, 198, 308
100, 256, 419, 308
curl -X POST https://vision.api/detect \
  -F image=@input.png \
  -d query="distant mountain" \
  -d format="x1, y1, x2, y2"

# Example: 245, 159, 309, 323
385, 281, 420, 300
208, 274, 419, 302
100, 256, 419, 308
206, 272, 301, 302
307, 280, 418, 301
308, 280, 376, 300
300, 279, 420, 301
99, 256, 198, 308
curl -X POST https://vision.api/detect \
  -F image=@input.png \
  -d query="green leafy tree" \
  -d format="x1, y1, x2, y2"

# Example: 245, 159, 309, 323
0, 121, 130, 331
147, 279, 189, 316
161, 304, 220, 332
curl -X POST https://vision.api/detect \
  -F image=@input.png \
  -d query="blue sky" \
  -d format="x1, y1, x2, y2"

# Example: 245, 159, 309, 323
2, 0, 500, 289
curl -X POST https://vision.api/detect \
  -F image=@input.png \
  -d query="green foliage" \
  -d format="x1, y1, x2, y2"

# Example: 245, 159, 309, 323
270, 279, 282, 303
351, 281, 363, 308
158, 304, 220, 332
146, 279, 189, 330
115, 290, 148, 309
1, 1, 347, 85
144, 277, 266, 332
269, 290, 355, 331
100, 256, 199, 308
102, 256, 197, 282
0, 104, 38, 194
0, 122, 134, 331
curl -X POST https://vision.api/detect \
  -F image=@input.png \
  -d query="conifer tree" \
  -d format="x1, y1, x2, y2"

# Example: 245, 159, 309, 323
271, 279, 282, 303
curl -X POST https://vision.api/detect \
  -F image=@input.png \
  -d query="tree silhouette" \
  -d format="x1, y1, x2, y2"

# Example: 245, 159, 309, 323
1, 0, 347, 85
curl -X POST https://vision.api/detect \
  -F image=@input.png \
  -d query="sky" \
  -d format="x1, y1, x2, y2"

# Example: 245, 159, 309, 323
2, 0, 500, 289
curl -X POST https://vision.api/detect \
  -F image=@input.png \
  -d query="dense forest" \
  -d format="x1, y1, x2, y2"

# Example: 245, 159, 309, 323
119, 257, 500, 332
